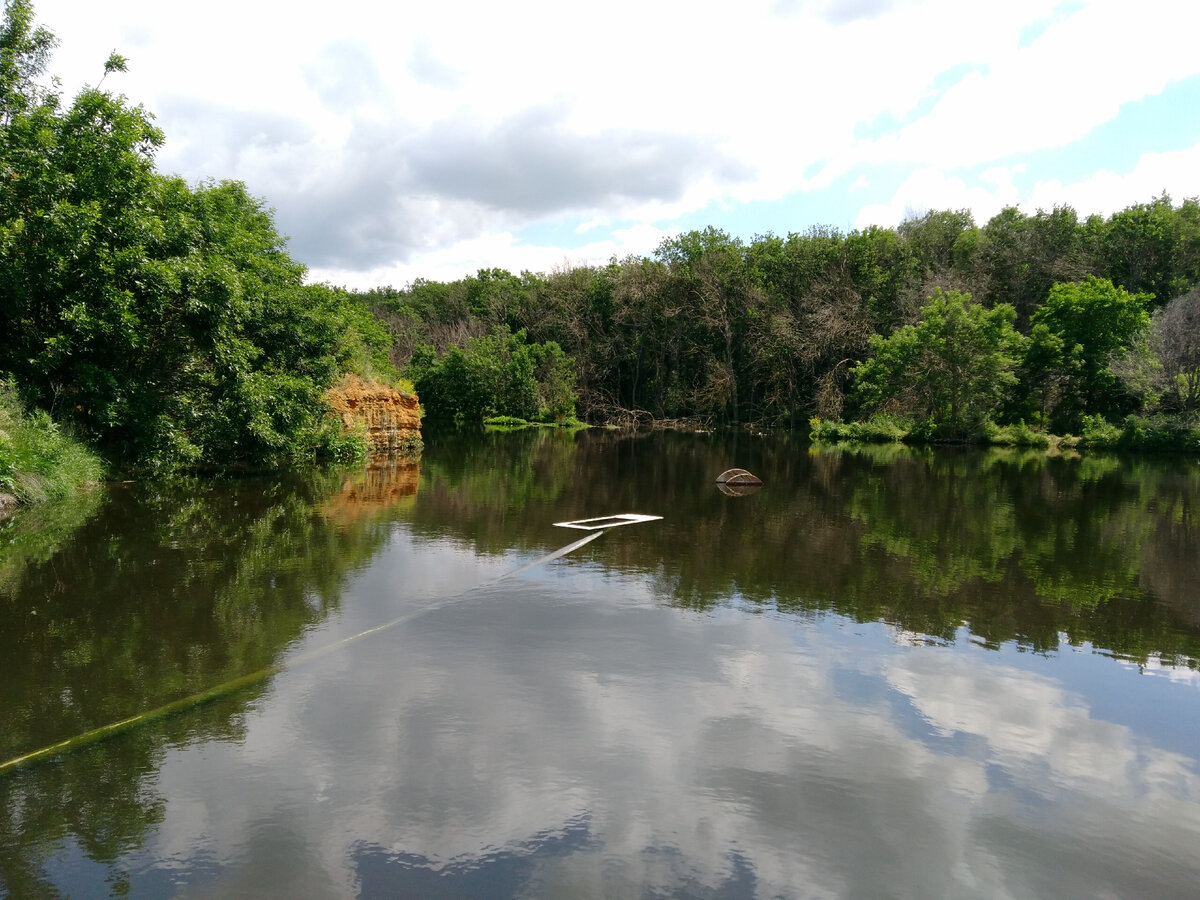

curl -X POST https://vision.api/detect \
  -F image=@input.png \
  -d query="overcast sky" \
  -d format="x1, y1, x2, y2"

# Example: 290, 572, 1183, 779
31, 0, 1200, 288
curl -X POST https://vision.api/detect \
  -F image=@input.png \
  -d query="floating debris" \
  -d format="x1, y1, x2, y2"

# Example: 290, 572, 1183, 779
716, 468, 762, 485
716, 468, 763, 497
718, 482, 762, 497
554, 513, 664, 531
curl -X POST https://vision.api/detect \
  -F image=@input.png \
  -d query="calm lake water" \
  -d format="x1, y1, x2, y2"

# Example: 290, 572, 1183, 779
2, 430, 1199, 898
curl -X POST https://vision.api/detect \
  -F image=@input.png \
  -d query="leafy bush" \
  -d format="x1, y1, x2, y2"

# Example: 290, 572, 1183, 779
0, 381, 104, 504
981, 420, 1051, 448
407, 326, 577, 425
809, 415, 909, 443
850, 290, 1024, 438
1115, 415, 1200, 452
483, 415, 587, 432
0, 7, 394, 473
393, 432, 424, 460
1079, 415, 1123, 448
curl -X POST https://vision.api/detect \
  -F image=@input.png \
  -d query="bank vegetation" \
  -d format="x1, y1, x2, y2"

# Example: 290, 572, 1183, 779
6, 0, 1200, 509
1, 0, 408, 502
359, 200, 1200, 449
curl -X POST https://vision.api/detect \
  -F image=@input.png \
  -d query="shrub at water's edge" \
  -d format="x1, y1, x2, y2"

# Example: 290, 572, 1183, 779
808, 415, 1055, 448
482, 415, 588, 432
809, 415, 911, 444
407, 326, 579, 427
810, 412, 1199, 452
1079, 414, 1200, 452
0, 382, 104, 510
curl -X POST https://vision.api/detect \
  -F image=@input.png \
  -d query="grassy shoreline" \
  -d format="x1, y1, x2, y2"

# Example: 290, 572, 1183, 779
482, 415, 589, 432
0, 384, 105, 513
809, 414, 1200, 453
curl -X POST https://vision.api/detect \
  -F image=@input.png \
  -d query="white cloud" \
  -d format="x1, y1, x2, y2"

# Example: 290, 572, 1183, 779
855, 165, 1023, 228
1028, 139, 1200, 216
310, 222, 677, 287
857, 0, 1200, 170
856, 138, 1200, 233
134, 544, 1200, 897
26, 0, 1200, 284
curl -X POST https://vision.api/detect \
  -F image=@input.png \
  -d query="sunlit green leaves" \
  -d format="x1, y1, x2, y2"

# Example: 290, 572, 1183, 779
0, 8, 394, 471
851, 289, 1024, 437
1030, 275, 1151, 428
407, 325, 576, 425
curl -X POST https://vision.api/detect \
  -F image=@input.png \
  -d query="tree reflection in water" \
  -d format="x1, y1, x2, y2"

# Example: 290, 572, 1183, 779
1, 432, 1198, 896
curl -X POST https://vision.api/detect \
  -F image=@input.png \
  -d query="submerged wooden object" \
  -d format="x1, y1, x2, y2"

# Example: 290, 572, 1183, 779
716, 468, 763, 496
715, 468, 763, 486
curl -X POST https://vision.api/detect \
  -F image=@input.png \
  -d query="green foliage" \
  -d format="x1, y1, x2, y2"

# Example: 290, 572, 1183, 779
1119, 286, 1200, 415
851, 289, 1024, 438
0, 379, 103, 504
810, 414, 1052, 449
355, 194, 1200, 444
1079, 414, 1123, 448
393, 431, 424, 459
1008, 321, 1078, 426
980, 420, 1051, 448
483, 415, 536, 429
0, 4, 394, 472
407, 326, 577, 425
0, 0, 55, 123
101, 50, 126, 76
483, 415, 587, 432
1030, 275, 1152, 429
808, 415, 910, 443
897, 208, 976, 273
1094, 194, 1200, 301
308, 418, 370, 466
973, 205, 1088, 325
1080, 414, 1200, 452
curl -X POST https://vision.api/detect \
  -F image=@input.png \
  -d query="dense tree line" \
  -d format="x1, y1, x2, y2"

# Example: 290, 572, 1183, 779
362, 199, 1200, 441
1, 0, 396, 473
6, 0, 1199, 461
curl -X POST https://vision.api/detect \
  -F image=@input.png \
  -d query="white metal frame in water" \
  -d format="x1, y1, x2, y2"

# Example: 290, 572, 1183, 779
553, 513, 664, 531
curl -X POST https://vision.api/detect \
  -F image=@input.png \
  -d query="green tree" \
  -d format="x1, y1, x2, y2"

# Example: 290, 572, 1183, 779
0, 0, 54, 124
1113, 285, 1200, 417
1150, 286, 1200, 415
0, 2, 393, 470
406, 326, 576, 424
974, 205, 1089, 325
1094, 194, 1200, 302
898, 208, 977, 275
851, 289, 1024, 437
654, 227, 756, 422
1029, 276, 1151, 428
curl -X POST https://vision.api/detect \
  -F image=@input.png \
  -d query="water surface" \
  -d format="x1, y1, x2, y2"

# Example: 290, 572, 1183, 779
2, 432, 1199, 898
